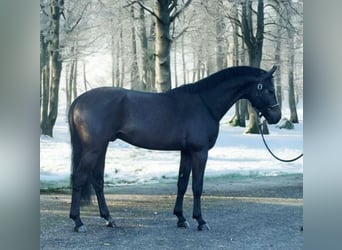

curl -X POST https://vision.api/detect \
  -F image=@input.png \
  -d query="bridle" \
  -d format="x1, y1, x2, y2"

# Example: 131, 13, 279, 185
254, 81, 279, 116
258, 110, 303, 163
252, 65, 303, 162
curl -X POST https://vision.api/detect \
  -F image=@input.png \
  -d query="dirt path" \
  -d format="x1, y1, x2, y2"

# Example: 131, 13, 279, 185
40, 174, 303, 249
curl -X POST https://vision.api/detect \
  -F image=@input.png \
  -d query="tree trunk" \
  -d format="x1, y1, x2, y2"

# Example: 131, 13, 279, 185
173, 39, 178, 87
40, 0, 64, 136
229, 101, 241, 127
111, 18, 116, 87
154, 0, 172, 92
116, 28, 121, 87
66, 60, 74, 117
139, 4, 149, 90
181, 34, 187, 84
120, 28, 125, 88
65, 43, 78, 115
239, 99, 247, 127
72, 56, 78, 101
241, 0, 266, 134
287, 28, 299, 123
40, 30, 50, 134
130, 6, 141, 90
192, 52, 197, 82
239, 38, 248, 127
229, 7, 245, 127
216, 0, 225, 71
147, 20, 156, 90
274, 14, 283, 110
133, 0, 191, 91
83, 62, 88, 92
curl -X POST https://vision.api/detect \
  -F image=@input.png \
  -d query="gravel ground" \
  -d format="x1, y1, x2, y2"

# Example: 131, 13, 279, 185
40, 174, 303, 249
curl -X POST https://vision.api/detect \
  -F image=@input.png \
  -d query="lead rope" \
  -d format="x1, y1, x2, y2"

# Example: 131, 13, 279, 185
258, 121, 303, 162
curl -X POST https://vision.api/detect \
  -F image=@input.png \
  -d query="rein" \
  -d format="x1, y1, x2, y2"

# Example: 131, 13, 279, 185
258, 115, 303, 163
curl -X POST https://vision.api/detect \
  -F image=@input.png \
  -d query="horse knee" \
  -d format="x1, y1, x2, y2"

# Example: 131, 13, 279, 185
177, 179, 189, 195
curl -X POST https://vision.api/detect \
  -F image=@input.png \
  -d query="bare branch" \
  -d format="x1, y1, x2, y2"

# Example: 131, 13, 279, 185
226, 12, 241, 28
65, 3, 90, 34
125, 0, 161, 22
241, 0, 255, 47
40, 4, 49, 16
170, 0, 192, 23
255, 0, 264, 42
172, 26, 189, 41
168, 1, 177, 12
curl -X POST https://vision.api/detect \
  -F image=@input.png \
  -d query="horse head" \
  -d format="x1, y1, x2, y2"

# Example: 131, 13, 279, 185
249, 65, 281, 124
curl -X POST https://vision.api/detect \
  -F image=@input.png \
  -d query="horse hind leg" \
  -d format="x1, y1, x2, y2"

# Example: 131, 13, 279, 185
69, 149, 100, 232
91, 144, 116, 228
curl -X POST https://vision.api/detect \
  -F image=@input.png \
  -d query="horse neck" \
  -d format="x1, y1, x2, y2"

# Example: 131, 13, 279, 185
199, 77, 250, 121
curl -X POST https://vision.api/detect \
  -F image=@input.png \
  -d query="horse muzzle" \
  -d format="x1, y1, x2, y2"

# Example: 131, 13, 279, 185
258, 104, 281, 124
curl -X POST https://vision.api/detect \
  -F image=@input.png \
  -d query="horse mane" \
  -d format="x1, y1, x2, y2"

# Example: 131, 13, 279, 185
168, 66, 266, 94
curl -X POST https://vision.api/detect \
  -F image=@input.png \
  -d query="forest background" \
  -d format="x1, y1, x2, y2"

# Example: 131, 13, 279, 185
40, 0, 303, 137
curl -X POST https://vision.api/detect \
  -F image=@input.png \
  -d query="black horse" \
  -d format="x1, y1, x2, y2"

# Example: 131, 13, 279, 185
68, 65, 281, 232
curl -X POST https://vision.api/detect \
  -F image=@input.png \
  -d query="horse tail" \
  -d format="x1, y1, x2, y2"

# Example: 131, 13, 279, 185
68, 100, 92, 205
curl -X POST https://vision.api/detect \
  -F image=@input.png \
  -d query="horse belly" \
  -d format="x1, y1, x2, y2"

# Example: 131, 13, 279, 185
117, 122, 186, 150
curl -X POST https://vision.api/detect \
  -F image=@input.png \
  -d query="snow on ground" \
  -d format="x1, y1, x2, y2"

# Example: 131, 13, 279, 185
40, 93, 303, 189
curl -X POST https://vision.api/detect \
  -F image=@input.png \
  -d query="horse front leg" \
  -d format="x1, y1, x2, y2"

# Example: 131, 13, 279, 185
173, 150, 192, 228
191, 150, 210, 231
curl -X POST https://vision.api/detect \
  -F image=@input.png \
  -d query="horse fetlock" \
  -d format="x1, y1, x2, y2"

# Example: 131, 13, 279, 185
193, 215, 206, 225
105, 218, 117, 228
192, 214, 210, 230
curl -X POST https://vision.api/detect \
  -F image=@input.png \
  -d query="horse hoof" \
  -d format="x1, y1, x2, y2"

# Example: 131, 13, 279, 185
106, 220, 117, 228
177, 221, 190, 228
198, 223, 210, 231
74, 225, 87, 233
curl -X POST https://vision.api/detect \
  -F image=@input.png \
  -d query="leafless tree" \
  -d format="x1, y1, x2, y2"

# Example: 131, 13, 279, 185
40, 0, 65, 136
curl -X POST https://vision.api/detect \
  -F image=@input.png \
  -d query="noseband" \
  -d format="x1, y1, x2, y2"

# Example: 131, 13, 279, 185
254, 88, 303, 162
268, 103, 280, 109
255, 103, 279, 120
257, 103, 279, 118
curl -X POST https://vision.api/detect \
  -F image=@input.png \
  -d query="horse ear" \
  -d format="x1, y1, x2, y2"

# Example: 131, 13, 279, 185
262, 65, 277, 80
269, 65, 277, 75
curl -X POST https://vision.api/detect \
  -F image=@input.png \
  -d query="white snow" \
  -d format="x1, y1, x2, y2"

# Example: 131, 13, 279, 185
40, 94, 303, 189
